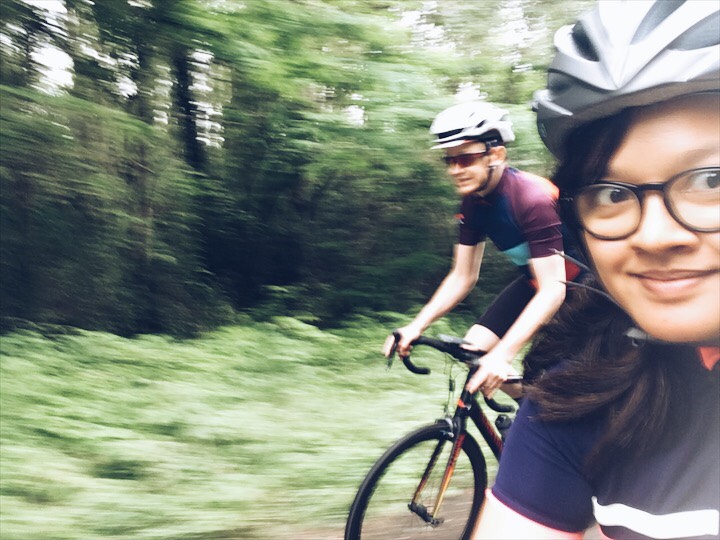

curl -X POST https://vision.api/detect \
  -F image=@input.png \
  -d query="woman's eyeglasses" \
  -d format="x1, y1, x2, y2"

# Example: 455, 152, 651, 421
443, 152, 488, 168
566, 167, 720, 240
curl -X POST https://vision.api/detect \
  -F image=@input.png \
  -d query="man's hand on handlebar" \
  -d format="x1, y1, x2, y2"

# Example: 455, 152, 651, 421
383, 330, 523, 400
464, 347, 520, 399
382, 325, 422, 358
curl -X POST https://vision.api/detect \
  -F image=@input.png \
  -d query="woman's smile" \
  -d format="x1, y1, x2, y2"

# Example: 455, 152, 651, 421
630, 268, 720, 300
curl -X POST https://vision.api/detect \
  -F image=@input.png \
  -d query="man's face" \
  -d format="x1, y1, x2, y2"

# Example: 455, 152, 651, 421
444, 141, 494, 197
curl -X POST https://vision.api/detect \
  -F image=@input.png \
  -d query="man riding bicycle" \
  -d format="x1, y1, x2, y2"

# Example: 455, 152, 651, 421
383, 101, 581, 397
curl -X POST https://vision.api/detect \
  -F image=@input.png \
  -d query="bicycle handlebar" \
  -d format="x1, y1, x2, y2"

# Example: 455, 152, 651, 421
390, 331, 483, 372
388, 331, 521, 413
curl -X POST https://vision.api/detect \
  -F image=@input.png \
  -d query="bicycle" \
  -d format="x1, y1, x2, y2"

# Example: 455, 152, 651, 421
345, 332, 522, 540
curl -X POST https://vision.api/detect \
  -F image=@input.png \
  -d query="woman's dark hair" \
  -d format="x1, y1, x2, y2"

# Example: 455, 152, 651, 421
552, 109, 633, 257
523, 282, 691, 482
523, 108, 693, 482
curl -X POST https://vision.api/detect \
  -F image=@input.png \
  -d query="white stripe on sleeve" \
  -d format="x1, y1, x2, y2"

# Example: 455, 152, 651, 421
592, 497, 719, 539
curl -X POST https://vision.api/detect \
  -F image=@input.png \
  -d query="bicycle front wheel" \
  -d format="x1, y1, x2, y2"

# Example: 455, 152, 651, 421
345, 422, 487, 540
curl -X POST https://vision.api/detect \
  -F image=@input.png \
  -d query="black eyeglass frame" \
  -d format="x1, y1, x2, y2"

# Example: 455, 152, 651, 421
561, 166, 720, 241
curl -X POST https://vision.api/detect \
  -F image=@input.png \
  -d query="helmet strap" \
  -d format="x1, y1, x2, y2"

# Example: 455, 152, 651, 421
487, 164, 496, 180
480, 163, 499, 196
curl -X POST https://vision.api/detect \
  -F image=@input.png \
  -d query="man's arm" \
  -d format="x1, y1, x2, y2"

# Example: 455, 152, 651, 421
465, 253, 566, 395
385, 242, 485, 357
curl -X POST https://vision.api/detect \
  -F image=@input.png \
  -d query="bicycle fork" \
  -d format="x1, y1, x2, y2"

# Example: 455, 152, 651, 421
408, 390, 473, 526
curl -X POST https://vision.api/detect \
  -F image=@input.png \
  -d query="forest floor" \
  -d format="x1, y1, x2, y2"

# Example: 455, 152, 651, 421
0, 314, 478, 538
0, 315, 603, 539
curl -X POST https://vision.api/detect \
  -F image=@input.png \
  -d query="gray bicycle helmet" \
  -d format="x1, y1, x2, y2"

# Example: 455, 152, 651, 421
430, 101, 515, 149
535, 0, 720, 158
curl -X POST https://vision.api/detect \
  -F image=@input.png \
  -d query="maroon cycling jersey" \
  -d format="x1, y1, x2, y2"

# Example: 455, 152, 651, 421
456, 167, 564, 279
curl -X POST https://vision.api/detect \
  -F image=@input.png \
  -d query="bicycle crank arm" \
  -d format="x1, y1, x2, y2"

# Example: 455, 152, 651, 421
408, 502, 444, 527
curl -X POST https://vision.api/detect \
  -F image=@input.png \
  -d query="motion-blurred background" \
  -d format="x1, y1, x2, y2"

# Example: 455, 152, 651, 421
1, 1, 591, 537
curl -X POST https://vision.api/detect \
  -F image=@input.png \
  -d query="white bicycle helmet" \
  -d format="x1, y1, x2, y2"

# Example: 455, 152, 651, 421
535, 0, 720, 158
430, 101, 515, 149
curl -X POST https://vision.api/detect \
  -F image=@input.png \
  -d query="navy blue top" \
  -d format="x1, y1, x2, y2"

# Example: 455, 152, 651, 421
493, 348, 720, 538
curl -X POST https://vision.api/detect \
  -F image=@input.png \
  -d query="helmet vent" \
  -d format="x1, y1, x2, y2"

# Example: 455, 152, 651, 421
632, 0, 685, 43
437, 128, 463, 140
547, 72, 574, 95
670, 11, 720, 50
571, 22, 599, 61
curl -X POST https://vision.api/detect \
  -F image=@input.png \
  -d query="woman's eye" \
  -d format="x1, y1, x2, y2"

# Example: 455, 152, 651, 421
593, 186, 633, 205
684, 169, 720, 191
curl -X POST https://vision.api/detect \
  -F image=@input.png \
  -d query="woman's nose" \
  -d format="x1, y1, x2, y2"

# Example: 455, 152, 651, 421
629, 193, 699, 252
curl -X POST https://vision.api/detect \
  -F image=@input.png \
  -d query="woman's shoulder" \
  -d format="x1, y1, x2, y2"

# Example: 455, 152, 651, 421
491, 395, 602, 532
503, 393, 605, 489
513, 393, 604, 447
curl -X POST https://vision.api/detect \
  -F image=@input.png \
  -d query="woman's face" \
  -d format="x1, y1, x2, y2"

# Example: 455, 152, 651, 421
584, 95, 720, 344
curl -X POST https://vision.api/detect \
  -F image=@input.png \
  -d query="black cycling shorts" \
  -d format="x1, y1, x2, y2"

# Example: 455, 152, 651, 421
474, 276, 535, 339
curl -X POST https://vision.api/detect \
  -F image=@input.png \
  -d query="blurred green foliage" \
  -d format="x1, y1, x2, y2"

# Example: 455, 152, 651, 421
0, 4, 597, 536
0, 0, 592, 334
0, 316, 520, 538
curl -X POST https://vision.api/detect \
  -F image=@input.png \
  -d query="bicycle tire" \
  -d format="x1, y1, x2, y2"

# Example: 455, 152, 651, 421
345, 422, 487, 540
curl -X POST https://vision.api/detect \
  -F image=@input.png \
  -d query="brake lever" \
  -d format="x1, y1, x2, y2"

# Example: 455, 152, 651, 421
386, 330, 401, 370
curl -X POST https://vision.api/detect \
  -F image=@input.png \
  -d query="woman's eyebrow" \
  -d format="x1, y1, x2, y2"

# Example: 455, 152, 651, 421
673, 147, 720, 164
605, 147, 719, 180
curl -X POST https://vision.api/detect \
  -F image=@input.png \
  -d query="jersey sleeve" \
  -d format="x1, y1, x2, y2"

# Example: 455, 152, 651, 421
526, 221, 563, 259
521, 201, 563, 259
513, 172, 564, 258
491, 399, 598, 533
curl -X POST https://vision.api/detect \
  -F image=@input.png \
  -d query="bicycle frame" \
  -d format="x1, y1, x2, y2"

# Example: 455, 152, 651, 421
410, 366, 505, 523
372, 332, 518, 528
